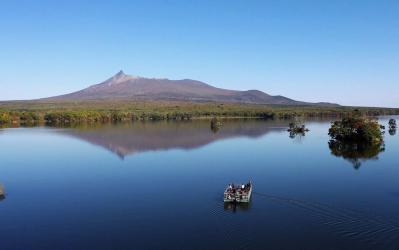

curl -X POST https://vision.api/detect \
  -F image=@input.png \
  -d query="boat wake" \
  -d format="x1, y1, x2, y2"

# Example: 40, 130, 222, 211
253, 191, 399, 249
208, 197, 253, 249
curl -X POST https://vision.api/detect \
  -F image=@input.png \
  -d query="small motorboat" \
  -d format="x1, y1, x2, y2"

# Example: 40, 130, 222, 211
224, 181, 252, 203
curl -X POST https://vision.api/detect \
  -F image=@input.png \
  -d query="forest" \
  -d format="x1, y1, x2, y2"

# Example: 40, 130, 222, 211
1, 100, 398, 126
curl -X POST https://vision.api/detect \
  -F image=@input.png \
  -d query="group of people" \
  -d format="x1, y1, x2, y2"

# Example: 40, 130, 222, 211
227, 182, 251, 193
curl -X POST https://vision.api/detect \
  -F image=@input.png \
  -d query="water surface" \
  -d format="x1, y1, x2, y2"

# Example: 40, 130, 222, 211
0, 117, 398, 249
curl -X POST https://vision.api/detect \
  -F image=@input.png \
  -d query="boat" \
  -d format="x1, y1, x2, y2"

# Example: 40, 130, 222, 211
223, 181, 252, 203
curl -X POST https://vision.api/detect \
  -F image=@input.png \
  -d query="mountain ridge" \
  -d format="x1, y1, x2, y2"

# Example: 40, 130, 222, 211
43, 71, 338, 106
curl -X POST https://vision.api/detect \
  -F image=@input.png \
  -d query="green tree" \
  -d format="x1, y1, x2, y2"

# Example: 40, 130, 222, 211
328, 116, 383, 145
328, 115, 385, 168
0, 112, 10, 124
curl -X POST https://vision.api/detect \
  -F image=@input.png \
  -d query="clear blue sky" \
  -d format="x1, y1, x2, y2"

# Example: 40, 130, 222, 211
1, 0, 398, 107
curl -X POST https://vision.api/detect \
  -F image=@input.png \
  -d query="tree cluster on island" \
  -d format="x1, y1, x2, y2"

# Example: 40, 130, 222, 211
288, 121, 309, 133
328, 115, 384, 145
328, 113, 386, 169
287, 117, 309, 138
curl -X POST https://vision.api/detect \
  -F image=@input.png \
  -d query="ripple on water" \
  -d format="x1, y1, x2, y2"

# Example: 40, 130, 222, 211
253, 192, 399, 249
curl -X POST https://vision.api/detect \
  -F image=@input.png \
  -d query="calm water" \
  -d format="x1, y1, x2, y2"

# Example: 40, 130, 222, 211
0, 117, 398, 250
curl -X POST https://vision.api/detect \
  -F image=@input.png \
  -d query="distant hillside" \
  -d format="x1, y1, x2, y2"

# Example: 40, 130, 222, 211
44, 71, 337, 106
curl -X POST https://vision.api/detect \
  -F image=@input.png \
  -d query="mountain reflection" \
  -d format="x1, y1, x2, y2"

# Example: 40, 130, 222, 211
328, 140, 385, 169
60, 120, 286, 158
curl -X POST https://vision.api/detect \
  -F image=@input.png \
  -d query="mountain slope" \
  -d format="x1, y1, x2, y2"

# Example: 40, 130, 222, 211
45, 71, 336, 106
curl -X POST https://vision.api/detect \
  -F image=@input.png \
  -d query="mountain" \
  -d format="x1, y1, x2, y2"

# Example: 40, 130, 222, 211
45, 71, 337, 106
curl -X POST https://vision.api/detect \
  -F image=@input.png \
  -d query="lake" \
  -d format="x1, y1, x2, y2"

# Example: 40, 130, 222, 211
0, 117, 398, 249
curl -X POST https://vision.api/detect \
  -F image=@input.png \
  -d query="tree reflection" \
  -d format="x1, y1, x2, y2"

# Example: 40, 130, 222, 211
210, 125, 220, 133
289, 131, 305, 139
210, 117, 222, 133
328, 140, 385, 169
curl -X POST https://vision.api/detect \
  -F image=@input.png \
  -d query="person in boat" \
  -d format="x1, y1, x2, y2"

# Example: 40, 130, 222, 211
228, 184, 235, 193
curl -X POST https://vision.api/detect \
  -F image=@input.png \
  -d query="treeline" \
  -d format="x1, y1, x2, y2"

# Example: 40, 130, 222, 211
0, 110, 276, 125
0, 109, 397, 126
1, 100, 398, 126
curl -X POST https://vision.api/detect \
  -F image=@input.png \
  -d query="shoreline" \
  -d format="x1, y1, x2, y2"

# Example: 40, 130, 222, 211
1, 101, 399, 127
1, 114, 398, 129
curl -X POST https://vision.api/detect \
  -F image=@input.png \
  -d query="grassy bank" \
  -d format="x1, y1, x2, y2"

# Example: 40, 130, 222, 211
0, 100, 398, 126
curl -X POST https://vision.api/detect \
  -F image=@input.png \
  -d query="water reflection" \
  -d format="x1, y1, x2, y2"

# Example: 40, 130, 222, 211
210, 125, 220, 133
60, 120, 287, 158
0, 183, 5, 201
224, 202, 251, 212
1, 117, 399, 249
289, 131, 306, 139
389, 128, 396, 136
328, 140, 385, 169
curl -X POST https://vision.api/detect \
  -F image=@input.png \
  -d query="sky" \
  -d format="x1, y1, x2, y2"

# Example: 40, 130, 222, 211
0, 0, 398, 107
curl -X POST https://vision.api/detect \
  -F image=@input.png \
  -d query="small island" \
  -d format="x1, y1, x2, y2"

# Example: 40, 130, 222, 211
329, 115, 383, 144
328, 114, 385, 168
287, 117, 309, 138
288, 122, 309, 133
